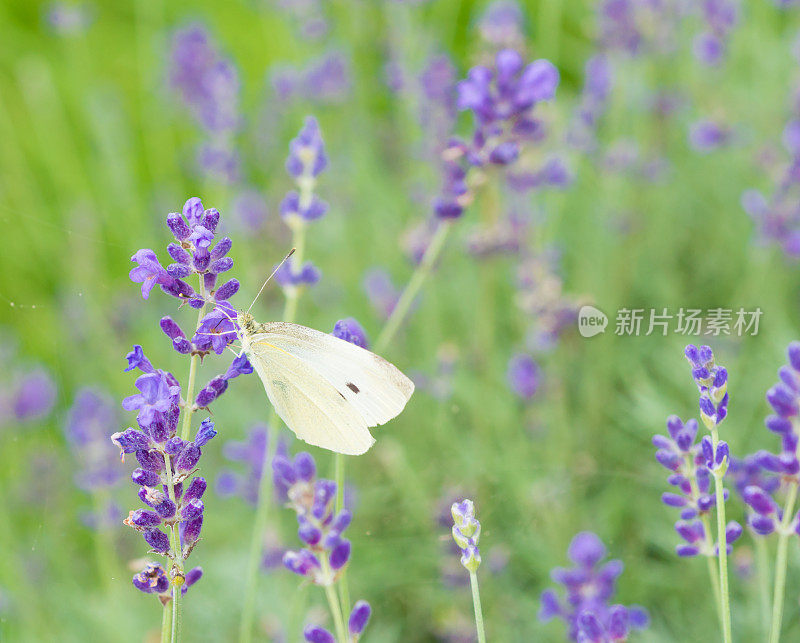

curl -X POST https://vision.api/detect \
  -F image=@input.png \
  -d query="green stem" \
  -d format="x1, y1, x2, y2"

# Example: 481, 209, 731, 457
334, 453, 351, 618
685, 452, 723, 627
755, 534, 771, 640
239, 221, 307, 643
179, 280, 207, 442
172, 586, 181, 643
332, 219, 454, 622
769, 480, 798, 643
161, 450, 183, 643
238, 430, 277, 643
323, 578, 349, 643
161, 601, 173, 643
710, 426, 732, 643
374, 220, 453, 353
468, 571, 487, 643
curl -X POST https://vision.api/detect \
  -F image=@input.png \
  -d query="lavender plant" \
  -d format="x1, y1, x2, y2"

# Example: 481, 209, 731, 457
451, 499, 486, 643
273, 451, 372, 643
539, 532, 649, 642
654, 345, 741, 642
240, 115, 329, 642
738, 342, 800, 642
742, 85, 800, 259
169, 25, 241, 183
113, 197, 249, 642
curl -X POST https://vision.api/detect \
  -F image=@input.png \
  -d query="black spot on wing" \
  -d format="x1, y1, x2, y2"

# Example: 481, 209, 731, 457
346, 382, 360, 394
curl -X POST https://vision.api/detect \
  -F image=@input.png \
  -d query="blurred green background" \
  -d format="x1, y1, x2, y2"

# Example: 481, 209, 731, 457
3, 0, 800, 641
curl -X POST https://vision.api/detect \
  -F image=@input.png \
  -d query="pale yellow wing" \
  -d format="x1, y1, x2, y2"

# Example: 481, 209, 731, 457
247, 336, 376, 455
257, 322, 414, 428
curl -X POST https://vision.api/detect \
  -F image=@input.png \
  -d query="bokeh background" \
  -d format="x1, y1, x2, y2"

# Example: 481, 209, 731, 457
3, 0, 800, 641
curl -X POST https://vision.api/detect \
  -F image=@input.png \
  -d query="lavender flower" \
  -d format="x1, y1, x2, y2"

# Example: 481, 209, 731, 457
117, 199, 248, 607
692, 0, 739, 66
451, 500, 481, 572
216, 425, 289, 506
434, 48, 559, 218
478, 1, 525, 50
653, 415, 742, 555
4, 368, 57, 425
275, 451, 351, 585
362, 268, 401, 320
506, 353, 540, 400
743, 85, 800, 258
270, 52, 352, 105
735, 342, 800, 536
169, 26, 240, 182
539, 532, 649, 641
65, 388, 123, 526
689, 119, 733, 153
275, 451, 372, 640
566, 55, 614, 153
231, 189, 269, 231
331, 318, 369, 349
684, 344, 729, 430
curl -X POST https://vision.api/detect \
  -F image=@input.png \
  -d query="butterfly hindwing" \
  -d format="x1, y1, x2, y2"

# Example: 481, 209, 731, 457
246, 336, 376, 455
256, 322, 414, 428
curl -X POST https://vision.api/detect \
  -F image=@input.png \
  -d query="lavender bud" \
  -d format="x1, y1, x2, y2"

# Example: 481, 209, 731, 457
111, 428, 152, 454
154, 496, 177, 519
181, 566, 203, 595
160, 316, 186, 340
175, 443, 201, 473
165, 437, 185, 456
214, 279, 239, 301
210, 257, 233, 275
167, 212, 191, 240
329, 539, 351, 570
132, 468, 161, 487
180, 516, 203, 545
181, 499, 204, 521
195, 418, 217, 447
135, 449, 164, 472
201, 208, 220, 232
294, 452, 316, 482
304, 626, 335, 643
298, 520, 322, 546
348, 600, 371, 636
143, 528, 171, 553
183, 476, 207, 502
128, 509, 162, 528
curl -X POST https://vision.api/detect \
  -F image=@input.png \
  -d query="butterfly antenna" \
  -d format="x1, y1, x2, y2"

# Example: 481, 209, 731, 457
246, 247, 296, 313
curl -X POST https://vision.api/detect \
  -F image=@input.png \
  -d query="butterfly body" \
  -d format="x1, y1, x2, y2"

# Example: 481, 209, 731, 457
236, 311, 414, 455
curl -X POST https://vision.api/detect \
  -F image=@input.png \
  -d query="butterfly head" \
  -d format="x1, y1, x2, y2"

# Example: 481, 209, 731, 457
237, 311, 257, 334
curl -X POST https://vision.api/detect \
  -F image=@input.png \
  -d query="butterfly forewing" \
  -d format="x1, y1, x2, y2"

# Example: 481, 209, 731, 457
247, 336, 376, 455
257, 322, 414, 428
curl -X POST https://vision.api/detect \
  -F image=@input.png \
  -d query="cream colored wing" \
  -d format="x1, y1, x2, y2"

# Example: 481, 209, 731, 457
246, 337, 375, 455
255, 322, 414, 428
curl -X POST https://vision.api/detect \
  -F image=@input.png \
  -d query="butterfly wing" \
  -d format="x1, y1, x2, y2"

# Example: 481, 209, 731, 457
256, 322, 414, 428
246, 336, 376, 455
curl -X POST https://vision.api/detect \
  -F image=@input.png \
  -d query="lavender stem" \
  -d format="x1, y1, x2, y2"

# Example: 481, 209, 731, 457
755, 534, 771, 640
322, 560, 348, 643
239, 223, 306, 643
710, 426, 732, 643
179, 280, 207, 441
469, 571, 487, 643
768, 480, 798, 643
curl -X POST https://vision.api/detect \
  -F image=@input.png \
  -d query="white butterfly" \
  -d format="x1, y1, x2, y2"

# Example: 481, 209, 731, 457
235, 311, 414, 455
